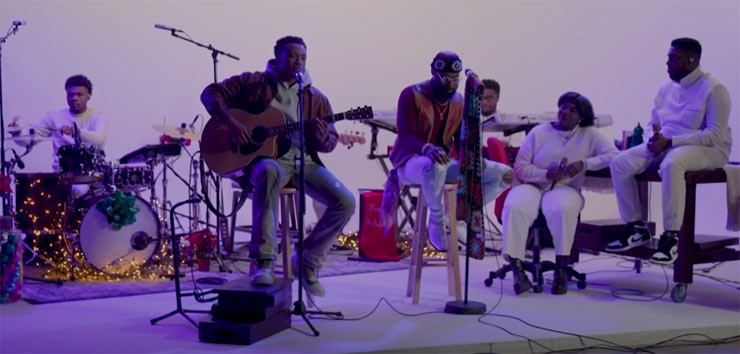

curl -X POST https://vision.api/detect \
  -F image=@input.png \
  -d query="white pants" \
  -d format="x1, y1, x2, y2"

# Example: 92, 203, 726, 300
397, 155, 511, 226
501, 184, 584, 260
610, 144, 728, 231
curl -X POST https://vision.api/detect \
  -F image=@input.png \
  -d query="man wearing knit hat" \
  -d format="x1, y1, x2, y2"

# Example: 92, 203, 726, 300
385, 51, 512, 251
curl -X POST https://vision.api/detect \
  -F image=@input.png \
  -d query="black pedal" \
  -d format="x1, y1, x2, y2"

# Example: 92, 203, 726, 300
204, 277, 293, 344
199, 276, 293, 344
199, 310, 291, 345
210, 277, 292, 322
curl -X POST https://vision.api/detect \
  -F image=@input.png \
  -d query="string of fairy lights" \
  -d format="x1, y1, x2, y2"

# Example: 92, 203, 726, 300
16, 175, 442, 282
336, 230, 445, 259
18, 176, 176, 281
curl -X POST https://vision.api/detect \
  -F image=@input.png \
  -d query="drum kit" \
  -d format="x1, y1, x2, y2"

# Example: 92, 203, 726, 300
9, 123, 198, 277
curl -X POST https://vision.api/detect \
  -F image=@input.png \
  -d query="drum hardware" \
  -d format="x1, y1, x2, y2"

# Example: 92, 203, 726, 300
131, 231, 155, 251
151, 123, 203, 142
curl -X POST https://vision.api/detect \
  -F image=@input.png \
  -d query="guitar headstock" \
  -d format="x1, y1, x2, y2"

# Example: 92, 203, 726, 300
338, 131, 366, 148
345, 106, 374, 121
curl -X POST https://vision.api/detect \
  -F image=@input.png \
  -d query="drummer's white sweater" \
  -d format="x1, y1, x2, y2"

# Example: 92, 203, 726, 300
20, 108, 108, 171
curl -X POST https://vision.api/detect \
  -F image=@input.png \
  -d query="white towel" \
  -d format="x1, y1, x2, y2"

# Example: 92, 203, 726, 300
723, 163, 740, 231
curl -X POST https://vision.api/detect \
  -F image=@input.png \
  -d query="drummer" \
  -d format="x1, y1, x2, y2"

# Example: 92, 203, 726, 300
10, 74, 108, 196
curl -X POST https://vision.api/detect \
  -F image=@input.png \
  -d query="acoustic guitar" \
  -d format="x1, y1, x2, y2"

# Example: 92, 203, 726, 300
201, 106, 373, 177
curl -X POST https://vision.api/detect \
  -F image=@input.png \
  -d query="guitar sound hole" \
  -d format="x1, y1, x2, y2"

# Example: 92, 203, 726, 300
251, 126, 266, 144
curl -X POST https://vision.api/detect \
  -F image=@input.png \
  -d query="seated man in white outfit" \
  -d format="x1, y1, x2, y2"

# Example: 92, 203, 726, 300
606, 38, 732, 265
501, 92, 617, 295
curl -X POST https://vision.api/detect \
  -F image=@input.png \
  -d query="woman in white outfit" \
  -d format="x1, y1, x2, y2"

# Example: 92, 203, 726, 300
501, 92, 618, 295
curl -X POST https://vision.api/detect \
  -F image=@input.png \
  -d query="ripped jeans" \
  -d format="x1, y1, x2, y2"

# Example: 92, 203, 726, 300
246, 155, 355, 270
397, 156, 511, 228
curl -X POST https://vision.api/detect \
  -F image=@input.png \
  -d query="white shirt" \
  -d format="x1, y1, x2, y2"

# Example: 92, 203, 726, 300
514, 123, 618, 191
17, 108, 108, 171
650, 66, 732, 157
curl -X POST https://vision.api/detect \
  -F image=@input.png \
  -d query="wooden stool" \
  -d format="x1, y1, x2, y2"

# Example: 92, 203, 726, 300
276, 188, 298, 279
232, 185, 316, 306
406, 184, 462, 304
231, 185, 298, 280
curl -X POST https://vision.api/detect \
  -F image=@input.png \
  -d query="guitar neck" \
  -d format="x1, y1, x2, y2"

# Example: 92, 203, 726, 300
265, 113, 345, 138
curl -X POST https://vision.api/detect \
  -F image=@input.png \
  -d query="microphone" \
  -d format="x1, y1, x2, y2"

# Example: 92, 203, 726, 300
12, 20, 26, 26
295, 71, 304, 83
131, 231, 153, 251
154, 23, 182, 32
189, 114, 200, 130
11, 149, 25, 169
550, 157, 568, 190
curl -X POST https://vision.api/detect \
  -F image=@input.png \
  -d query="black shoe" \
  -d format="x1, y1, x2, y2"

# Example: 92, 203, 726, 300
510, 258, 533, 295
605, 222, 651, 252
651, 232, 678, 264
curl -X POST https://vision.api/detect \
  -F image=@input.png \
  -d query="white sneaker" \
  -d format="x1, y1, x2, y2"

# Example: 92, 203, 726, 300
456, 220, 468, 245
427, 220, 448, 252
291, 254, 325, 297
251, 260, 274, 286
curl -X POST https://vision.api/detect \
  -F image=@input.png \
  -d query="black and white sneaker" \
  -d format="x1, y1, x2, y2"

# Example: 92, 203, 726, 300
605, 223, 651, 252
651, 232, 678, 264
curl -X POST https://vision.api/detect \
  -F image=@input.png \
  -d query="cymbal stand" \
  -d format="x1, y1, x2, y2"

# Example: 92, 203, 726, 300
190, 159, 199, 232
1, 21, 25, 215
149, 156, 170, 240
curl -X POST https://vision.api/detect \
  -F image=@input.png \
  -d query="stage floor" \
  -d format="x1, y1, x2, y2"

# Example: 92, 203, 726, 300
1, 250, 738, 353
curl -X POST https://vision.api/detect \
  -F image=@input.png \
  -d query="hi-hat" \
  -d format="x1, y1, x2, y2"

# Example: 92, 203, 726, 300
4, 134, 53, 142
152, 124, 202, 141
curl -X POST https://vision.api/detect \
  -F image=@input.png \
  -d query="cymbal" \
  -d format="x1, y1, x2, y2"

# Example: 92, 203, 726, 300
152, 124, 202, 141
4, 134, 53, 142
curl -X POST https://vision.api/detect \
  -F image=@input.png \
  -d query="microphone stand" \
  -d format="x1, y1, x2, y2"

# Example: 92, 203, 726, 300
158, 26, 239, 270
158, 27, 239, 83
0, 21, 24, 216
291, 73, 343, 337
291, 73, 319, 336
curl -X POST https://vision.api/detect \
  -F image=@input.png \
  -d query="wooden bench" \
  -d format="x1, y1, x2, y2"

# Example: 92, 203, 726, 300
574, 167, 739, 302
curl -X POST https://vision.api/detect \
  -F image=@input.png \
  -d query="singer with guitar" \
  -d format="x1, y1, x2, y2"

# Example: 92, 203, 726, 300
200, 36, 355, 294
501, 92, 617, 296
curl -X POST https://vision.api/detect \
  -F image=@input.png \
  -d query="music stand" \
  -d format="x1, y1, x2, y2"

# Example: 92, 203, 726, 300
150, 197, 210, 328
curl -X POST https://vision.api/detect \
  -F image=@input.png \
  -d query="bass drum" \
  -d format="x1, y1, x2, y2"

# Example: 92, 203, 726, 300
77, 194, 160, 274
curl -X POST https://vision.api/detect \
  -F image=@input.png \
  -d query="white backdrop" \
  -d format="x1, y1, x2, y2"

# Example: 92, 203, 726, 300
1, 0, 738, 237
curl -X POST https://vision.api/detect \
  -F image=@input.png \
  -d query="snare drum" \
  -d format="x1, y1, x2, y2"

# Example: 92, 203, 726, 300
70, 193, 160, 274
58, 145, 107, 184
113, 165, 153, 191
